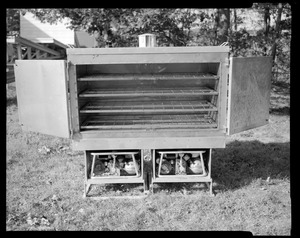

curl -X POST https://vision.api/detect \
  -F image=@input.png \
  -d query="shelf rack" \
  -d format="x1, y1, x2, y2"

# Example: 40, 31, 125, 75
78, 71, 219, 131
79, 87, 218, 98
80, 100, 217, 114
77, 72, 219, 81
81, 114, 217, 130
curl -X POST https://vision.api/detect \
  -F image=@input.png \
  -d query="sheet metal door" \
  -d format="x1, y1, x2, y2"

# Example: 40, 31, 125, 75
14, 60, 70, 138
227, 56, 272, 135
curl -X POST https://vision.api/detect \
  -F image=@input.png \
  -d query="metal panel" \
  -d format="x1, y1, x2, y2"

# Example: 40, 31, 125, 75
68, 52, 228, 65
71, 136, 226, 150
67, 46, 230, 55
14, 60, 70, 138
227, 57, 272, 135
67, 47, 229, 65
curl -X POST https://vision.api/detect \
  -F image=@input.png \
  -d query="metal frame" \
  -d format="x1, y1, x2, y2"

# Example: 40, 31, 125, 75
151, 149, 213, 196
83, 151, 145, 198
157, 151, 207, 178
90, 152, 140, 179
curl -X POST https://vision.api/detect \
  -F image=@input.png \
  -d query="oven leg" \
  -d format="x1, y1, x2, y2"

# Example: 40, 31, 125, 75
144, 172, 150, 195
209, 182, 215, 196
208, 149, 215, 196
83, 183, 91, 198
143, 170, 152, 195
83, 151, 92, 198
143, 149, 153, 195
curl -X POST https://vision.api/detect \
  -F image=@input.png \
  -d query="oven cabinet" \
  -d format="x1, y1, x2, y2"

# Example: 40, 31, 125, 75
14, 47, 272, 150
68, 46, 229, 150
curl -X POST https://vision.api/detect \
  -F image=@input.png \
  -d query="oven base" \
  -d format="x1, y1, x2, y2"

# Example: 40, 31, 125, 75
83, 148, 214, 198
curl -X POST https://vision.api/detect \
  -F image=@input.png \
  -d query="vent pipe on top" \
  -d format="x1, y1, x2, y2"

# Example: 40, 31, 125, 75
138, 34, 157, 47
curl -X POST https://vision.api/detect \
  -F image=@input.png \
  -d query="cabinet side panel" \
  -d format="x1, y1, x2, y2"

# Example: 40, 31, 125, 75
14, 60, 70, 138
228, 57, 272, 135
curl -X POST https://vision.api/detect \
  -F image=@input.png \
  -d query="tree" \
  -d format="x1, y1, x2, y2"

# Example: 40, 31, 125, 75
271, 3, 283, 62
6, 9, 22, 35
233, 9, 238, 31
212, 8, 230, 45
25, 8, 218, 47
26, 8, 140, 47
218, 9, 230, 44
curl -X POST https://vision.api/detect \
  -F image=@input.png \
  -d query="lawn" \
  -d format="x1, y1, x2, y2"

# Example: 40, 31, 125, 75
6, 82, 291, 234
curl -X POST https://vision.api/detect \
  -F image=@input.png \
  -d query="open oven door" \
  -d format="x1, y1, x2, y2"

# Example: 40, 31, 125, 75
227, 56, 272, 135
14, 60, 70, 138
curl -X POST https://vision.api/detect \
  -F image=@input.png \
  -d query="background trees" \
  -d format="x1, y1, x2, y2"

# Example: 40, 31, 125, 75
7, 6, 291, 84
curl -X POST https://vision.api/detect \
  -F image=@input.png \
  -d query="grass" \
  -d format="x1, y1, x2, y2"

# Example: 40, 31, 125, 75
6, 83, 291, 234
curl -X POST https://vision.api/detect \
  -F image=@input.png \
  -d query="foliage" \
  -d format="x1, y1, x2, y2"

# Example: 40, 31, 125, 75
6, 9, 21, 34
6, 6, 291, 83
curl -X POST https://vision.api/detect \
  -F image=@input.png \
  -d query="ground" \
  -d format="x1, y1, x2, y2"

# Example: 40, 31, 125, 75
6, 82, 290, 234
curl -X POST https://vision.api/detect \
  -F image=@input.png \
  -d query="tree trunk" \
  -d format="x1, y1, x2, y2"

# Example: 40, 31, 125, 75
264, 5, 271, 37
263, 4, 271, 55
233, 9, 237, 31
213, 9, 230, 45
271, 3, 283, 62
219, 9, 230, 44
213, 9, 220, 45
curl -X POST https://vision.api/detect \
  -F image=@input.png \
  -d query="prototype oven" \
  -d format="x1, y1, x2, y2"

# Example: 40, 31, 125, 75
14, 46, 272, 196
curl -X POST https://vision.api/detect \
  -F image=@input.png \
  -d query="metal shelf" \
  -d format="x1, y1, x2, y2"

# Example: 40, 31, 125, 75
79, 87, 218, 98
78, 73, 219, 81
81, 114, 218, 130
80, 100, 217, 114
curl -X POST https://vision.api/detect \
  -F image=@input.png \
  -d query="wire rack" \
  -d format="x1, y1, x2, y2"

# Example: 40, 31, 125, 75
79, 87, 218, 98
81, 114, 217, 130
80, 100, 217, 114
78, 72, 219, 81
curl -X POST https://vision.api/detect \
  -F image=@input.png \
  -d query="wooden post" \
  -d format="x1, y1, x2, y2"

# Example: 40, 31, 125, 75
17, 45, 22, 59
36, 50, 40, 59
27, 47, 32, 59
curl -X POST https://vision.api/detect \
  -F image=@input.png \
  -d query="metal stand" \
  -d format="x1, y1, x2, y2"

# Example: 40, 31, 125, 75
83, 151, 144, 198
83, 149, 214, 198
151, 149, 214, 196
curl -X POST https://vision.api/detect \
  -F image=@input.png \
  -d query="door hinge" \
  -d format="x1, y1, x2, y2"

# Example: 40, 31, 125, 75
225, 58, 230, 68
67, 60, 72, 70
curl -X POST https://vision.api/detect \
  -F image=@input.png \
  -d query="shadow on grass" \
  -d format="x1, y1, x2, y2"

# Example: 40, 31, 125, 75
7, 96, 17, 107
212, 140, 290, 191
152, 140, 290, 194
270, 106, 290, 116
90, 140, 290, 195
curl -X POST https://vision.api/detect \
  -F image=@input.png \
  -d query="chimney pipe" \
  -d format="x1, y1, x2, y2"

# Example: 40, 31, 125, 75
138, 34, 156, 47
